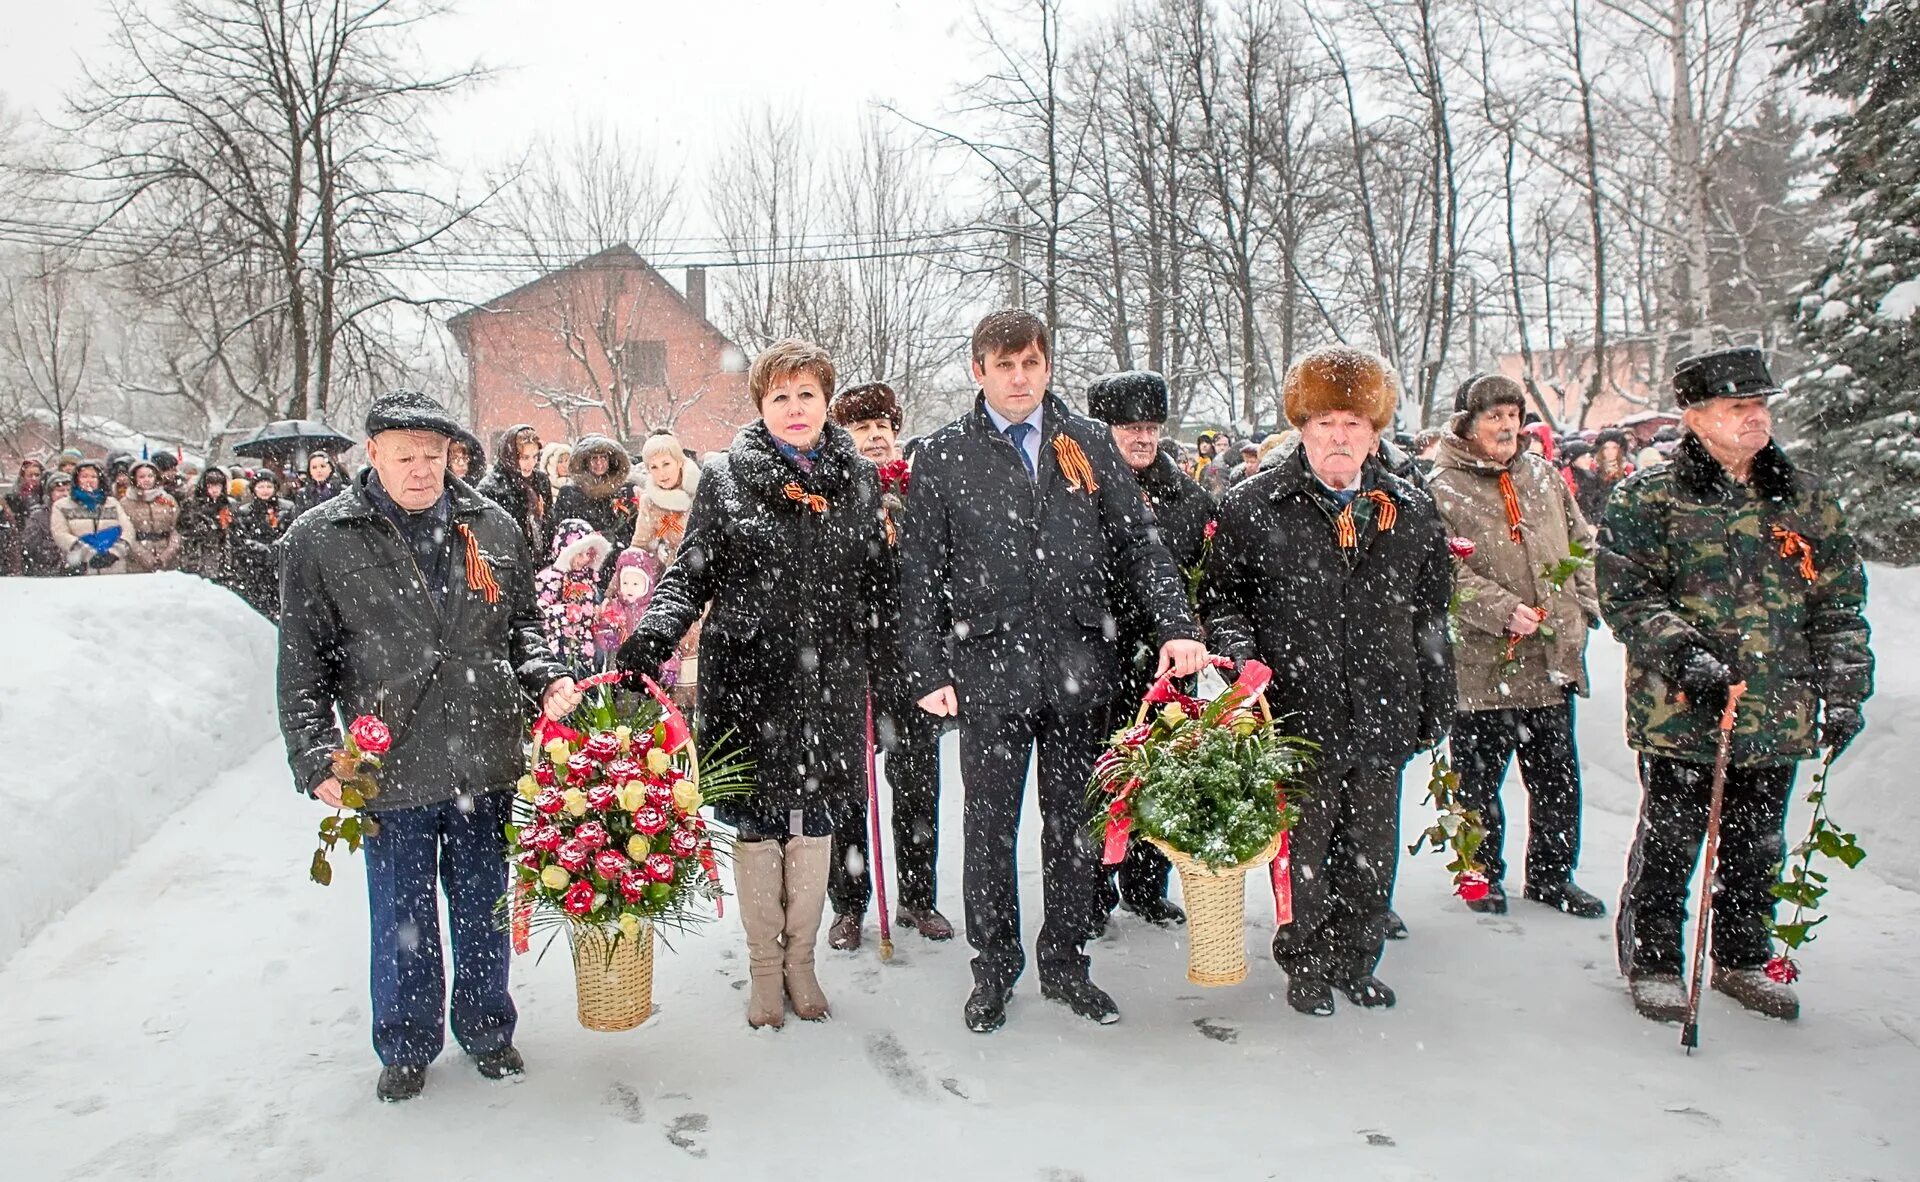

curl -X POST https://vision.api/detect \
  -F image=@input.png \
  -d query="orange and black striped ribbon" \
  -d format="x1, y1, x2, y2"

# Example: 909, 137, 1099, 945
1052, 436, 1100, 493
1498, 471, 1525, 542
456, 522, 501, 603
783, 482, 828, 513
1335, 490, 1399, 549
1771, 525, 1818, 582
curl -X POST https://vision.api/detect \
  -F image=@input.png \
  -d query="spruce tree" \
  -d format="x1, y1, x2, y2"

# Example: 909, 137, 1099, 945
1780, 0, 1920, 561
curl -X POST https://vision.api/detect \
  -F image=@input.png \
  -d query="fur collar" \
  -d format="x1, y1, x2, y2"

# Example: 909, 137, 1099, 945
1671, 431, 1799, 503
727, 419, 865, 508
1135, 449, 1201, 503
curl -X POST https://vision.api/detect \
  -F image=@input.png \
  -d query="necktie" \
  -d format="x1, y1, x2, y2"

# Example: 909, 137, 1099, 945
1005, 422, 1036, 481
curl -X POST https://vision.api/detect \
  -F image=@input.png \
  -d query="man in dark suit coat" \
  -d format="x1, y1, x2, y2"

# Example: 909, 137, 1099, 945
901, 310, 1207, 1033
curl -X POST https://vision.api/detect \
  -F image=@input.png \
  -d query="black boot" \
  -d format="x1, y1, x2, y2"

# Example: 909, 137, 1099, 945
1338, 976, 1396, 1008
1120, 895, 1187, 927
965, 984, 1013, 1034
472, 1045, 524, 1080
1287, 978, 1335, 1016
376, 1064, 428, 1102
1712, 967, 1800, 1021
1524, 879, 1606, 918
1384, 909, 1409, 940
1040, 976, 1121, 1025
1465, 880, 1509, 915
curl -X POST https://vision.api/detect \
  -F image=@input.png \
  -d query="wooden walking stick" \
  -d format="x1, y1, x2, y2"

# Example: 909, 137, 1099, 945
1681, 680, 1747, 1052
866, 693, 894, 962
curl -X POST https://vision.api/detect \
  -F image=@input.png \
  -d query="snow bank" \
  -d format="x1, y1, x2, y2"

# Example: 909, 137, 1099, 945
1579, 561, 1920, 891
0, 573, 278, 965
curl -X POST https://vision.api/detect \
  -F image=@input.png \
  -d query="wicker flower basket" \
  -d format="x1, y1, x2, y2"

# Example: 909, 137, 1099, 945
570, 922, 656, 1032
1150, 831, 1286, 987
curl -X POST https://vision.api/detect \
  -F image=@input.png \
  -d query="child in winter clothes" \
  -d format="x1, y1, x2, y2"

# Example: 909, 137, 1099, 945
592, 548, 677, 679
536, 518, 613, 676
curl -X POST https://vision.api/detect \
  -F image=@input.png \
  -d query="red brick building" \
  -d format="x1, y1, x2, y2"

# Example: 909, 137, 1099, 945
448, 246, 752, 457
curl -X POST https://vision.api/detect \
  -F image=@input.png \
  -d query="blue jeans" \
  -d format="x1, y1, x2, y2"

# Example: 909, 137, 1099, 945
363, 789, 516, 1067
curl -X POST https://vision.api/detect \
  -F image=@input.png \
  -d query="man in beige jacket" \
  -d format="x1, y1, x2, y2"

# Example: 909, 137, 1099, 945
1427, 375, 1605, 918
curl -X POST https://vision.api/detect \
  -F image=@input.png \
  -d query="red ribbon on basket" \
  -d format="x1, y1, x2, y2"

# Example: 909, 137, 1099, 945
1103, 778, 1140, 866
531, 716, 582, 751
640, 674, 692, 752
1271, 790, 1294, 926
511, 878, 532, 953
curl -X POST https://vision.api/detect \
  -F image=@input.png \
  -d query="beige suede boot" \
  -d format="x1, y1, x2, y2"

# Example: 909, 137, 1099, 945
732, 839, 787, 1029
781, 836, 833, 1020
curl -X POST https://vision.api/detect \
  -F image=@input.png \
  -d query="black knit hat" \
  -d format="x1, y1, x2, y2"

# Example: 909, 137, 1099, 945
831, 382, 904, 431
1452, 373, 1527, 419
150, 451, 178, 473
1087, 371, 1170, 426
365, 388, 463, 439
1672, 346, 1778, 408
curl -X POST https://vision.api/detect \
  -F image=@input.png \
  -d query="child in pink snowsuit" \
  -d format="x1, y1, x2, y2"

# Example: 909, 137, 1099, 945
535, 518, 613, 677
593, 547, 678, 684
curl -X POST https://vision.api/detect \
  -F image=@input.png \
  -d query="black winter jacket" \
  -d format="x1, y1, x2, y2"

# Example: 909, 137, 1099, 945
618, 421, 888, 813
1201, 449, 1455, 770
553, 434, 637, 544
230, 495, 294, 615
900, 392, 1199, 715
1111, 449, 1214, 702
277, 470, 565, 810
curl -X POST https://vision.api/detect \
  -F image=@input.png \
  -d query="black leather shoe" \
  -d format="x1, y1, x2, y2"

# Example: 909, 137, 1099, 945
1384, 909, 1409, 940
965, 984, 1013, 1033
473, 1045, 525, 1080
1524, 879, 1607, 918
1287, 978, 1335, 1016
1120, 896, 1188, 927
376, 1064, 427, 1102
1337, 975, 1397, 1008
1040, 976, 1121, 1025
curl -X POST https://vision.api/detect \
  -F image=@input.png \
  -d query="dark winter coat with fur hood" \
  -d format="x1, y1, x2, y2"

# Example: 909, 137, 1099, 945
476, 423, 553, 558
553, 434, 638, 544
617, 421, 887, 815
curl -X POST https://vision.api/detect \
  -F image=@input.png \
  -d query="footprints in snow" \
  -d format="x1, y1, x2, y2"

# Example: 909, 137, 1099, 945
603, 1081, 708, 1157
863, 1030, 976, 1104
1193, 1017, 1238, 1044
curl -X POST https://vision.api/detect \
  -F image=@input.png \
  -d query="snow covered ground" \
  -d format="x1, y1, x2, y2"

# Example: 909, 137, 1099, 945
1, 573, 1916, 1180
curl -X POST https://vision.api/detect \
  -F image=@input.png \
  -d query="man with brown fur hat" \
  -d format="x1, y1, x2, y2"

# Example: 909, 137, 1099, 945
1201, 345, 1454, 1016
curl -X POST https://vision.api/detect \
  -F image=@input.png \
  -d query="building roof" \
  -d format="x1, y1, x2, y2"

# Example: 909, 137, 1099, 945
444, 244, 735, 354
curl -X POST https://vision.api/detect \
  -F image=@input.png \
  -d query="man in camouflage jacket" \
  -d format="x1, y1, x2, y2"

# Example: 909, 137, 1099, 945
1598, 346, 1872, 1025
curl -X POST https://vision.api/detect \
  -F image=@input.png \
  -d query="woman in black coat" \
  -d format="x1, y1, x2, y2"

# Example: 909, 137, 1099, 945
618, 339, 886, 1029
475, 423, 552, 557
290, 452, 349, 518
229, 472, 295, 618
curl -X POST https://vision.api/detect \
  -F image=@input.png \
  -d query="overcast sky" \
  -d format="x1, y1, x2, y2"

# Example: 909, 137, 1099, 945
0, 0, 1085, 204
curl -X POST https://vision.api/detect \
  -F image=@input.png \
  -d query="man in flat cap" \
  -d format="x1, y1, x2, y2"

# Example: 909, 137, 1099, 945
1598, 346, 1872, 1025
277, 389, 583, 1101
1086, 370, 1211, 929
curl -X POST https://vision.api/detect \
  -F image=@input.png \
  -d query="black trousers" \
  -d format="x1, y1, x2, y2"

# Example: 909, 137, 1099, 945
961, 705, 1106, 990
1449, 695, 1583, 885
1616, 754, 1795, 977
1272, 762, 1403, 986
828, 701, 943, 915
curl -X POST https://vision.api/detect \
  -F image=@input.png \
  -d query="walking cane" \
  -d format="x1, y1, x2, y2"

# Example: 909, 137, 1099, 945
1681, 680, 1747, 1052
866, 693, 894, 962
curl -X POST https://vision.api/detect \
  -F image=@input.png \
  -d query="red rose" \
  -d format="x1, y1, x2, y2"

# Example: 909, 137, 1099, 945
534, 788, 566, 816
582, 732, 621, 763
533, 762, 558, 788
566, 754, 596, 786
618, 869, 648, 902
1454, 871, 1491, 902
878, 459, 910, 495
346, 714, 392, 755
1203, 519, 1217, 540
593, 850, 629, 880
585, 785, 619, 813
521, 823, 562, 851
1120, 723, 1152, 748
515, 849, 542, 870
645, 780, 674, 808
643, 853, 676, 883
575, 821, 610, 851
1447, 536, 1476, 560
562, 879, 598, 916
668, 828, 698, 857
556, 840, 591, 871
606, 758, 642, 785
1764, 955, 1800, 985
633, 805, 669, 836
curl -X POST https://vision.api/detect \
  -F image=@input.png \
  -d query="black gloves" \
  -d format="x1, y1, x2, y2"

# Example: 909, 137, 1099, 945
88, 551, 119, 570
1417, 712, 1450, 753
1674, 648, 1735, 713
1820, 706, 1864, 756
